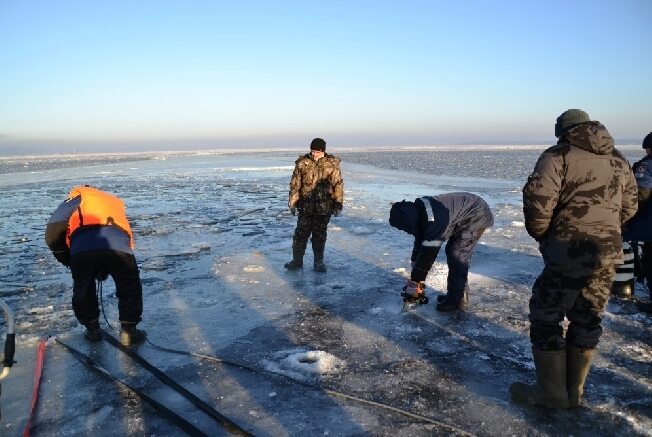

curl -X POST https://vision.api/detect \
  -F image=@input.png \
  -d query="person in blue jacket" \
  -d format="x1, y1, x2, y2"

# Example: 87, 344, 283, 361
389, 192, 494, 311
624, 132, 652, 310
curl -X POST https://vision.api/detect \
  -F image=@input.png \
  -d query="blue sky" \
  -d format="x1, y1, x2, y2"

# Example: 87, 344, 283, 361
1, 0, 651, 153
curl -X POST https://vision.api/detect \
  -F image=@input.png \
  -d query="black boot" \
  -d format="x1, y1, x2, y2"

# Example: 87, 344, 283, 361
612, 279, 634, 299
84, 319, 101, 342
436, 286, 469, 308
120, 323, 147, 346
313, 245, 327, 272
284, 246, 305, 270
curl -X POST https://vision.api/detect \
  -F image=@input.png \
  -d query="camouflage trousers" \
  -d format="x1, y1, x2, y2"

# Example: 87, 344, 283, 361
529, 261, 615, 351
292, 212, 331, 254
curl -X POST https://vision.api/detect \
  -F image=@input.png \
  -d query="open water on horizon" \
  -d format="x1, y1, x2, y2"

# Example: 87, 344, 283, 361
0, 146, 644, 182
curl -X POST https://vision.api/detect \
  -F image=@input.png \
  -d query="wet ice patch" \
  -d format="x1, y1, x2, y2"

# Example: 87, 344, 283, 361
426, 336, 468, 354
263, 348, 346, 381
350, 226, 373, 235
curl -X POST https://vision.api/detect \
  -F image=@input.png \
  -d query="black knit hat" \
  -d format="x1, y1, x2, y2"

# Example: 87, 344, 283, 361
389, 200, 420, 236
643, 132, 652, 149
310, 138, 326, 152
555, 109, 590, 138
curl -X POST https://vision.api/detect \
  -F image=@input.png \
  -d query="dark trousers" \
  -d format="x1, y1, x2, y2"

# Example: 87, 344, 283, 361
642, 242, 652, 293
529, 261, 615, 351
70, 250, 143, 326
292, 213, 331, 254
444, 228, 485, 304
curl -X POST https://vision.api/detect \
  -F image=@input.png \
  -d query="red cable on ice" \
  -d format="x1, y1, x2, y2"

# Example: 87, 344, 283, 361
22, 339, 47, 437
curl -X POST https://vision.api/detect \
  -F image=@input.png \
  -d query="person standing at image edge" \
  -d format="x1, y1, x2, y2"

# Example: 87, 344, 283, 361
510, 109, 638, 409
45, 185, 147, 346
285, 138, 344, 272
623, 132, 652, 311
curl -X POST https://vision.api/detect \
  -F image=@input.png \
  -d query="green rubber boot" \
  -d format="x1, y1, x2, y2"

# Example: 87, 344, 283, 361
509, 349, 570, 409
567, 346, 595, 408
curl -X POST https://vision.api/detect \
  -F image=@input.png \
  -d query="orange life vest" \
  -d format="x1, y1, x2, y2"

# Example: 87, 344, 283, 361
65, 186, 135, 249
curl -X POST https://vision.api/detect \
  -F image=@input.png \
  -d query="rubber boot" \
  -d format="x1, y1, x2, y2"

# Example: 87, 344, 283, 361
509, 349, 570, 409
284, 246, 304, 270
313, 246, 327, 272
84, 319, 101, 342
120, 323, 147, 346
636, 301, 652, 313
611, 279, 633, 299
437, 286, 469, 308
566, 346, 595, 408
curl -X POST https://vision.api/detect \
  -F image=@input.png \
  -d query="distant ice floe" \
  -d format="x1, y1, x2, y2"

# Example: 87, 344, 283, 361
263, 348, 345, 381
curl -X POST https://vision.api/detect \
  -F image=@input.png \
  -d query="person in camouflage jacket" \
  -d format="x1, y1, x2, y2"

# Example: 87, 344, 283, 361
284, 138, 344, 272
510, 109, 638, 410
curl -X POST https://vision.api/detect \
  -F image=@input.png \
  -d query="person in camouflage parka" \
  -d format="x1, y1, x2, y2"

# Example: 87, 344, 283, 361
510, 109, 638, 410
284, 138, 344, 272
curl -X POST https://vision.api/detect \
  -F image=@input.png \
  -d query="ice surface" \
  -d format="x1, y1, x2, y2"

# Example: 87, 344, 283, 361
0, 147, 650, 436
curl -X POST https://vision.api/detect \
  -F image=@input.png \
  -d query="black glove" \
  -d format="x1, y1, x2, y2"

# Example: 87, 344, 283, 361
53, 251, 70, 268
96, 270, 109, 282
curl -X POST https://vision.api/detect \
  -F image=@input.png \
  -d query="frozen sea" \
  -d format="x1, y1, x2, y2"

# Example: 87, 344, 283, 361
0, 146, 650, 436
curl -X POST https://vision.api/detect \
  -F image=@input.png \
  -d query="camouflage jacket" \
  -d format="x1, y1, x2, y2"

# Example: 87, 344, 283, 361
288, 153, 344, 215
522, 121, 638, 264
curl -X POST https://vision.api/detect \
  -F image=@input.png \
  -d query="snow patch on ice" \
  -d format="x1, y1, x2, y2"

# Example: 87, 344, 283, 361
618, 343, 652, 361
262, 348, 346, 381
394, 324, 423, 334
511, 221, 525, 227
243, 265, 265, 273
27, 305, 54, 315
370, 307, 384, 315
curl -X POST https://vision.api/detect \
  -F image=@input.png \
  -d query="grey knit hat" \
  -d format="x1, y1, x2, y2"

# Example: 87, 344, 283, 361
643, 132, 652, 149
555, 109, 590, 138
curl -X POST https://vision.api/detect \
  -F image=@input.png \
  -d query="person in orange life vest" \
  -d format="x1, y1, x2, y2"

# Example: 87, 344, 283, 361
45, 185, 145, 346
